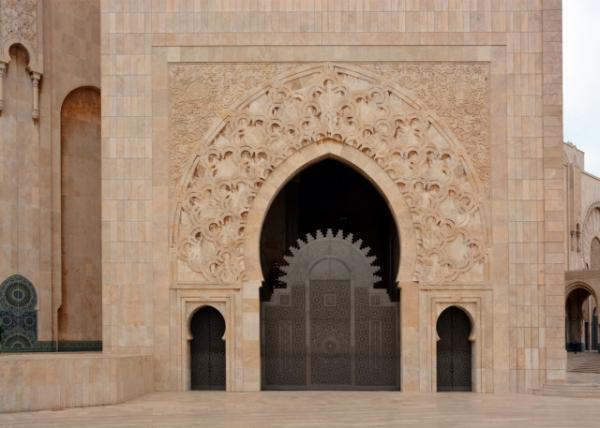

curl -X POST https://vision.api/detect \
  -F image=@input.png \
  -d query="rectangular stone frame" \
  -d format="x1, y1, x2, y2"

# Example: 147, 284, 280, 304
152, 45, 508, 392
172, 285, 241, 392
425, 291, 493, 393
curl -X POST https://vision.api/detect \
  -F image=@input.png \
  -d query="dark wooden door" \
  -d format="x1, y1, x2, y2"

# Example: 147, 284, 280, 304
190, 306, 226, 390
436, 307, 472, 392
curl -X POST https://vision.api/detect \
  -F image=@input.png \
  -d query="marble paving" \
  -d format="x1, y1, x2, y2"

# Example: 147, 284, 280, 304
1, 391, 599, 428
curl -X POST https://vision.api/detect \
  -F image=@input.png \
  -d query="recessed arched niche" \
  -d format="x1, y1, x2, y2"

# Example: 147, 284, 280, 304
58, 86, 102, 349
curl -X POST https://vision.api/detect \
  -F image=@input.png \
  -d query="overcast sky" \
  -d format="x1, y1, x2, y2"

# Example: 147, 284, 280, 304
564, 1, 600, 175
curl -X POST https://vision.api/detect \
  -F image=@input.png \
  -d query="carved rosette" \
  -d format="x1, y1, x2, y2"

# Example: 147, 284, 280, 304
176, 64, 487, 284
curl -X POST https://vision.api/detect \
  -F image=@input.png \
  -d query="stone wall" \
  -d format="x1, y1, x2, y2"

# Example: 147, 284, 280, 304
0, 353, 153, 413
44, 0, 101, 343
0, 0, 100, 344
99, 1, 565, 393
0, 43, 48, 338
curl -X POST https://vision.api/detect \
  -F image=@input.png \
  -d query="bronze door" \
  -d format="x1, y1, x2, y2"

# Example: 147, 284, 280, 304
190, 306, 226, 390
436, 307, 472, 392
262, 230, 399, 390
309, 279, 353, 386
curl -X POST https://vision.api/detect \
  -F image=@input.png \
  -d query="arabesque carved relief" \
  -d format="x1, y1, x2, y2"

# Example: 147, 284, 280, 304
364, 63, 489, 184
173, 63, 488, 285
170, 63, 298, 186
0, 0, 37, 47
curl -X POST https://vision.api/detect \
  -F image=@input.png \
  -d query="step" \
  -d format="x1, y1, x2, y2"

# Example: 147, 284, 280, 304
533, 383, 600, 398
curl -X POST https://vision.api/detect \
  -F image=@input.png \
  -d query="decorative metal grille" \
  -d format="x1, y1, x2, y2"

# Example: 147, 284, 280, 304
0, 274, 37, 350
262, 229, 399, 390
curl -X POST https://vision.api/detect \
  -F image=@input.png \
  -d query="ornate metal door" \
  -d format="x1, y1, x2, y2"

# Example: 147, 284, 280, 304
262, 230, 399, 390
436, 307, 472, 392
190, 306, 226, 390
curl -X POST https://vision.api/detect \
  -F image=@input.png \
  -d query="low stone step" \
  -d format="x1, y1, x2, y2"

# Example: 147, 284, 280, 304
534, 383, 600, 398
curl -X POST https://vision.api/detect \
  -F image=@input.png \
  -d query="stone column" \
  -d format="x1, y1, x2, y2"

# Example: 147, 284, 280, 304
30, 72, 41, 120
400, 282, 420, 391
241, 280, 261, 391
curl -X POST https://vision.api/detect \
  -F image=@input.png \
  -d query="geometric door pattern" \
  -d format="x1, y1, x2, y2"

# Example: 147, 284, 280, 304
0, 274, 37, 350
262, 230, 399, 390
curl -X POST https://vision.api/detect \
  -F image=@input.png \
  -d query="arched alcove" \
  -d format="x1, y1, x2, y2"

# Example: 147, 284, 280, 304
190, 306, 226, 390
58, 86, 101, 348
565, 285, 598, 352
260, 159, 400, 390
591, 238, 600, 270
436, 306, 473, 392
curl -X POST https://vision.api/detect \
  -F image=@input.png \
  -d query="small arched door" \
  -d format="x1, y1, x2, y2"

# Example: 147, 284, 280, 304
436, 307, 472, 392
190, 306, 226, 390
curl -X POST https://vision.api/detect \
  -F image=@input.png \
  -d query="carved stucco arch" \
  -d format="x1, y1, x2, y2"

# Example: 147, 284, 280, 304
0, 40, 41, 73
566, 281, 597, 305
174, 63, 487, 285
243, 141, 417, 283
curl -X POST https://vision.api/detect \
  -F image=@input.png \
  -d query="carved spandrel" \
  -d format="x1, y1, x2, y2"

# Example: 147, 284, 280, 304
172, 63, 488, 285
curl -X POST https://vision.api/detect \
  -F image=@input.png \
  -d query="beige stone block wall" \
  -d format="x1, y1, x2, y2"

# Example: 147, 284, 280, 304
0, 45, 48, 336
0, 353, 153, 413
43, 0, 101, 341
97, 0, 565, 394
0, 0, 100, 342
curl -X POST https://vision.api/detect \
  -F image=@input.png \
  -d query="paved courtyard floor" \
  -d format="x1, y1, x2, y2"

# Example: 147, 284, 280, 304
1, 391, 599, 428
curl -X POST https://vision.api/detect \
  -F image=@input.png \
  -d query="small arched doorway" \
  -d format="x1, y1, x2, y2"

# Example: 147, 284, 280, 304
190, 306, 226, 390
565, 286, 598, 352
436, 306, 472, 392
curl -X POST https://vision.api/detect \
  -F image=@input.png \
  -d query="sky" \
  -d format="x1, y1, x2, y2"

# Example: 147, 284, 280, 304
564, 1, 600, 176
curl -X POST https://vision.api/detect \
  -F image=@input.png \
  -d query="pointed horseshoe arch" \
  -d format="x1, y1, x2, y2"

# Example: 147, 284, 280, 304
244, 141, 417, 283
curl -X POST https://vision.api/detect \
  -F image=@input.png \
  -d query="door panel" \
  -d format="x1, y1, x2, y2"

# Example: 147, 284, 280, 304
190, 307, 226, 390
437, 307, 472, 392
309, 279, 352, 386
261, 232, 399, 390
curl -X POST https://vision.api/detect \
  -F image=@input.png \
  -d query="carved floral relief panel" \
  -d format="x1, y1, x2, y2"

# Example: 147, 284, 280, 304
0, 0, 37, 48
170, 63, 490, 285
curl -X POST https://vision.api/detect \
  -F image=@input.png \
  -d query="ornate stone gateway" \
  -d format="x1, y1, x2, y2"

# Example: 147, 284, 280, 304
190, 306, 226, 390
261, 230, 399, 390
436, 307, 472, 392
